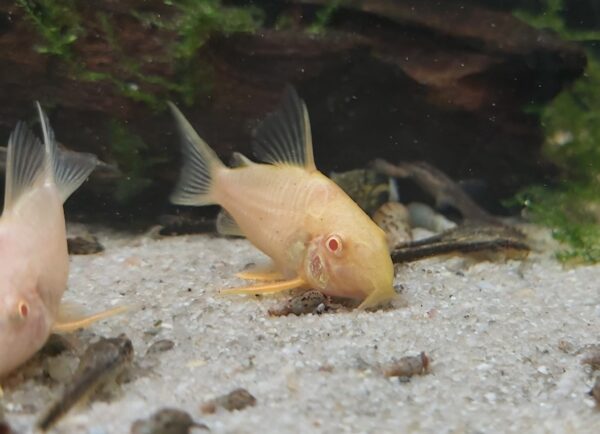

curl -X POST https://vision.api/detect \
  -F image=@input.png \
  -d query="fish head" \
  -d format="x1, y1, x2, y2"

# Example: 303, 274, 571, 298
303, 223, 396, 308
0, 285, 51, 377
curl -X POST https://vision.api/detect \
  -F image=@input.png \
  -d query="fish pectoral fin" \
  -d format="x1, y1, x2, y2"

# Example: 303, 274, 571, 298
356, 288, 396, 310
216, 209, 244, 237
235, 261, 283, 281
53, 304, 128, 333
235, 270, 284, 281
220, 277, 307, 295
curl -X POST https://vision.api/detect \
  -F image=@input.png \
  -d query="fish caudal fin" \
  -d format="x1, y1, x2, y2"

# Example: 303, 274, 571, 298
168, 102, 225, 206
36, 102, 99, 203
253, 86, 317, 171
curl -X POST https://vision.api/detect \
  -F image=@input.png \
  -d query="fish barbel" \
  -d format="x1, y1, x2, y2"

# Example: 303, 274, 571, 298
0, 104, 122, 378
169, 87, 396, 309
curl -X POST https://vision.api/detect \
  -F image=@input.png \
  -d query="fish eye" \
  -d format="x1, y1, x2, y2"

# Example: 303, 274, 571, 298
325, 234, 343, 256
18, 301, 29, 319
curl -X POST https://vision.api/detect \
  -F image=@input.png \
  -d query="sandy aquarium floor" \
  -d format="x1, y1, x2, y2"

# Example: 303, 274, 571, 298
2, 228, 600, 434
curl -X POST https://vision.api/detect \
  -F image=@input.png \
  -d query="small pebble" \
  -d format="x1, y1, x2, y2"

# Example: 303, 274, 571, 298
383, 352, 431, 378
590, 377, 600, 406
146, 340, 175, 356
582, 350, 600, 370
39, 334, 75, 357
373, 202, 412, 249
201, 388, 256, 414
46, 354, 78, 383
0, 406, 11, 434
131, 408, 207, 434
67, 235, 104, 255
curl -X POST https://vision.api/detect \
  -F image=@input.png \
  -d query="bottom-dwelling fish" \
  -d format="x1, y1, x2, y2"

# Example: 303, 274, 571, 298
169, 87, 396, 309
0, 104, 121, 379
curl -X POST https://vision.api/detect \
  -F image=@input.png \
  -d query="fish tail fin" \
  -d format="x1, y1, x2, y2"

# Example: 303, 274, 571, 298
35, 102, 99, 203
168, 102, 225, 206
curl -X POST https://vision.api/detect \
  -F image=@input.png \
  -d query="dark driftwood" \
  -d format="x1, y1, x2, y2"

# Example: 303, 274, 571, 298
391, 223, 530, 263
0, 0, 586, 222
373, 159, 499, 224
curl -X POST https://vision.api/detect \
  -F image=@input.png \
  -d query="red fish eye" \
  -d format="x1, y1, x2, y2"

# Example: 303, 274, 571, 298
328, 238, 339, 251
18, 301, 29, 318
326, 235, 343, 254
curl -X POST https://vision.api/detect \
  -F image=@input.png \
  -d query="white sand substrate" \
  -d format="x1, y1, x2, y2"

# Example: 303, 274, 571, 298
2, 229, 600, 434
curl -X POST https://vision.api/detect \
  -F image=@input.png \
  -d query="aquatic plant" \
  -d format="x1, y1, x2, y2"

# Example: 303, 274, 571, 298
307, 0, 342, 34
16, 0, 82, 57
17, 0, 264, 106
513, 0, 600, 263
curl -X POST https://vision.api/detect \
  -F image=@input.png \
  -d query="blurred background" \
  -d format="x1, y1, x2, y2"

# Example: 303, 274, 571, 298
0, 0, 598, 261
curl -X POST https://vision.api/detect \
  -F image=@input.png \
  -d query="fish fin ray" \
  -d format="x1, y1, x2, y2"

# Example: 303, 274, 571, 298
235, 262, 282, 281
53, 303, 128, 333
36, 103, 98, 203
3, 121, 48, 211
252, 86, 316, 171
52, 149, 99, 203
168, 102, 225, 206
220, 277, 306, 295
216, 209, 245, 237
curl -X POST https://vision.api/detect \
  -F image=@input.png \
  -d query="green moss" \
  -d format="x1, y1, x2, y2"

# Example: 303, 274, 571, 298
108, 120, 168, 203
16, 0, 82, 57
512, 1, 600, 263
514, 0, 600, 42
307, 0, 342, 34
18, 0, 263, 107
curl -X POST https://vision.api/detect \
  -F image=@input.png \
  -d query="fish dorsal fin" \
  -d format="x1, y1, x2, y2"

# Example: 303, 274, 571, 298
216, 209, 245, 237
230, 152, 255, 167
4, 121, 48, 212
35, 102, 98, 203
252, 86, 316, 171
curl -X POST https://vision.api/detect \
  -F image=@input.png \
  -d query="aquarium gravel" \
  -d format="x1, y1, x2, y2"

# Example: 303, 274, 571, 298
3, 229, 600, 433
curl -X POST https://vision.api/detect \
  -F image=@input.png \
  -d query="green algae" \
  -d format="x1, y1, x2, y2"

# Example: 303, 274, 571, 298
17, 0, 263, 107
513, 0, 600, 263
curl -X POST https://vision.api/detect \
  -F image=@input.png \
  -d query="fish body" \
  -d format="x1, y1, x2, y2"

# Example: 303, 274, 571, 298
0, 104, 98, 377
170, 88, 395, 308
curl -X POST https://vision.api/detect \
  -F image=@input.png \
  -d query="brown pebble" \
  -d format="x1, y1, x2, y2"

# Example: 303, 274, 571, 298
146, 340, 175, 355
582, 350, 600, 370
383, 352, 430, 378
131, 408, 207, 434
558, 340, 574, 354
0, 421, 11, 434
39, 334, 75, 357
590, 377, 600, 406
67, 235, 104, 255
201, 388, 256, 414
373, 202, 412, 250
0, 406, 11, 434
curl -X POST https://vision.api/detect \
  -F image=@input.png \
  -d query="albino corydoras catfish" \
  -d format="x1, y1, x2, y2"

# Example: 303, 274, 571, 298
0, 104, 111, 378
169, 87, 396, 309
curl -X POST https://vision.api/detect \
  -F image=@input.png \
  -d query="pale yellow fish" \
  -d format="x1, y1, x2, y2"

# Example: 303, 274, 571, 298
0, 104, 119, 378
169, 87, 396, 309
